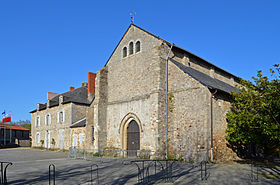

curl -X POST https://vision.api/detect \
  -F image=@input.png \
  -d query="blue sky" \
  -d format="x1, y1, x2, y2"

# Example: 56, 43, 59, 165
0, 0, 279, 122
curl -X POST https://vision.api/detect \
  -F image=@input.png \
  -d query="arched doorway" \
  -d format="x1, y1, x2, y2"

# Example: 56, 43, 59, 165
127, 120, 140, 156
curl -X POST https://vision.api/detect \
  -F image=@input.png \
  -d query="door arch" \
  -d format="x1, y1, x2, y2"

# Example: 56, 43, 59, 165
127, 120, 140, 156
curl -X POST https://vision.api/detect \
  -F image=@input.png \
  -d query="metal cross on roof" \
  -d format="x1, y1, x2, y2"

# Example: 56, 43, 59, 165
130, 11, 136, 24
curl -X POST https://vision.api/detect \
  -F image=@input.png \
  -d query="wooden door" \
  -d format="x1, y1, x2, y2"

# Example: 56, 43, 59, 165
127, 120, 140, 157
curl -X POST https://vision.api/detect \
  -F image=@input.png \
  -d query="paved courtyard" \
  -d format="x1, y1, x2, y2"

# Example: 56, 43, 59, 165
0, 148, 279, 184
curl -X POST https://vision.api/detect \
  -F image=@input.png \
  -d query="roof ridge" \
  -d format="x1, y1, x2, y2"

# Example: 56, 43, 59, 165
50, 86, 87, 100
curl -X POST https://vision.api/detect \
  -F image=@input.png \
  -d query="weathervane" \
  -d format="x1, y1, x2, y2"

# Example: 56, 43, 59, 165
130, 11, 136, 24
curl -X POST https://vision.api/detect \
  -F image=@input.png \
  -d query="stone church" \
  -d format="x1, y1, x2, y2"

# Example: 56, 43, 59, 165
31, 24, 240, 161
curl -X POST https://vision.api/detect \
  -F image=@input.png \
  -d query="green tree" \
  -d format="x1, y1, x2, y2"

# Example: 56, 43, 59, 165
226, 64, 280, 155
22, 123, 31, 131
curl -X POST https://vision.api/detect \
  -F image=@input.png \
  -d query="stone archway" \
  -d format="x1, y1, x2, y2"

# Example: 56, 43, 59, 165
119, 113, 143, 151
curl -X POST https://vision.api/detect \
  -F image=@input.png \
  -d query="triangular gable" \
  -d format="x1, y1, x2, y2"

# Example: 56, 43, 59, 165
104, 23, 164, 67
104, 23, 240, 81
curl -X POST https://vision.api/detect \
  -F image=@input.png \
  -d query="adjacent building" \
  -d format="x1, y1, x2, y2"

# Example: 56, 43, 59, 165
30, 72, 96, 150
0, 124, 30, 147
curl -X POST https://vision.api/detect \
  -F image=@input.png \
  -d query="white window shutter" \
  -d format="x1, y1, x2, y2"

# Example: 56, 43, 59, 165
38, 133, 40, 143
45, 115, 47, 125
49, 114, 51, 125
57, 112, 59, 123
38, 116, 40, 126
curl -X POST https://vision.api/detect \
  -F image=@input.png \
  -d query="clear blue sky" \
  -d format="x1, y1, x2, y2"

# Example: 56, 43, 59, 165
0, 0, 279, 122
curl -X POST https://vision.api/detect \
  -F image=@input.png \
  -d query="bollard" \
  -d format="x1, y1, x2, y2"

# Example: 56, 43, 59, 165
90, 164, 99, 185
49, 164, 55, 185
250, 162, 258, 182
201, 161, 208, 181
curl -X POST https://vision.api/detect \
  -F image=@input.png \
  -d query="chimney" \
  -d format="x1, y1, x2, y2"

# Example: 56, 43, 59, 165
70, 86, 75, 91
47, 92, 59, 100
82, 82, 88, 87
88, 72, 96, 100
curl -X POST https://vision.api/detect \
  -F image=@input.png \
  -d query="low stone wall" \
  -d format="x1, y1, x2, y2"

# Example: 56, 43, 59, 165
18, 139, 30, 147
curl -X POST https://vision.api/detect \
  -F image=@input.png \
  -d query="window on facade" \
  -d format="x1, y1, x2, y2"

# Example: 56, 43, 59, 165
129, 42, 133, 55
36, 116, 40, 127
92, 126, 95, 141
46, 114, 51, 125
123, 47, 127, 58
136, 41, 140, 53
59, 96, 63, 104
57, 110, 64, 123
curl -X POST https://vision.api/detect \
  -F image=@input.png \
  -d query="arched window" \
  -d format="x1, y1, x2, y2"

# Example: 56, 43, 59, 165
129, 42, 133, 55
136, 41, 140, 53
123, 47, 127, 58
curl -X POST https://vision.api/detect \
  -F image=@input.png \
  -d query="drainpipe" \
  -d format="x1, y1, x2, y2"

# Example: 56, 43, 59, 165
210, 89, 217, 162
165, 43, 173, 159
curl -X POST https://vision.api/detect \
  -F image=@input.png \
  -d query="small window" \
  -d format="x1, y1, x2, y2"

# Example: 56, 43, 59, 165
129, 42, 133, 55
92, 126, 95, 141
59, 96, 63, 104
59, 111, 64, 122
45, 113, 51, 125
123, 47, 127, 58
36, 116, 40, 127
57, 110, 65, 123
136, 41, 140, 53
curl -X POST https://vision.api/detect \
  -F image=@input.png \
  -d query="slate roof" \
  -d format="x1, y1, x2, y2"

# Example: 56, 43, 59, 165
70, 118, 86, 128
169, 58, 239, 94
30, 86, 90, 113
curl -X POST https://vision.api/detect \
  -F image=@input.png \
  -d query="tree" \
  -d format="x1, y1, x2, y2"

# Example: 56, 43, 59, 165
226, 64, 280, 155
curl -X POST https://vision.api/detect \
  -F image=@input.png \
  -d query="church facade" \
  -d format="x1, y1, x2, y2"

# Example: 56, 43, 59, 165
91, 24, 240, 161
31, 24, 240, 161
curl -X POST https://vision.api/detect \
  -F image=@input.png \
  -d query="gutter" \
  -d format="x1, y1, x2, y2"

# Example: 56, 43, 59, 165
210, 89, 217, 161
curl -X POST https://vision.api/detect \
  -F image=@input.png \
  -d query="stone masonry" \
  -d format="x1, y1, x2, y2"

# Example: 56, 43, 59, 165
31, 24, 241, 161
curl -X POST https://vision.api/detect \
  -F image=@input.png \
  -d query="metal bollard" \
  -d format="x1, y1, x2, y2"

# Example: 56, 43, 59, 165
49, 164, 55, 185
90, 164, 99, 185
201, 161, 208, 181
250, 162, 258, 182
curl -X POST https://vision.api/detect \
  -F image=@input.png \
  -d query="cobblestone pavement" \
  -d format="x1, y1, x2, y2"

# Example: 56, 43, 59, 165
0, 148, 279, 184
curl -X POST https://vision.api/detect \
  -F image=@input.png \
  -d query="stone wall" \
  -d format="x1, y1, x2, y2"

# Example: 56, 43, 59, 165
172, 48, 239, 87
71, 127, 86, 149
95, 25, 163, 151
158, 45, 211, 158
212, 92, 239, 162
166, 47, 241, 161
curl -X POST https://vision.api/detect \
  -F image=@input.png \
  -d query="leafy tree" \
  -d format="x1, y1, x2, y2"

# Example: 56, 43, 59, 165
22, 123, 31, 131
226, 64, 280, 155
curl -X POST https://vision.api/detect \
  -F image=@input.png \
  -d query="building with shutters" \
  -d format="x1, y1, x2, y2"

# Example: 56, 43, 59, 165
30, 72, 96, 150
